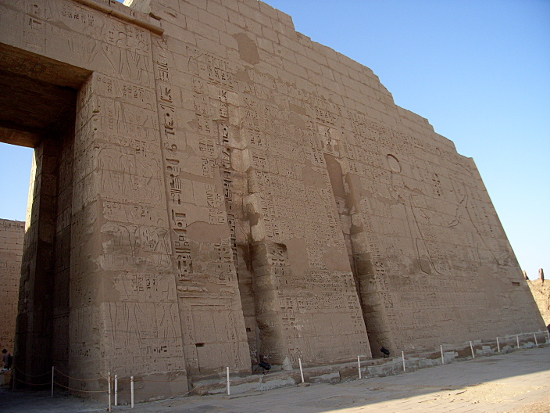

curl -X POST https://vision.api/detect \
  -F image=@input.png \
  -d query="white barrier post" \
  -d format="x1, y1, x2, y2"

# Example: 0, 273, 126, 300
108, 371, 112, 412
534, 332, 538, 347
130, 376, 134, 409
497, 337, 500, 352
357, 356, 361, 379
402, 351, 406, 372
516, 334, 520, 349
114, 374, 118, 406
226, 367, 230, 396
469, 341, 475, 359
298, 358, 305, 383
440, 345, 444, 364
51, 366, 54, 397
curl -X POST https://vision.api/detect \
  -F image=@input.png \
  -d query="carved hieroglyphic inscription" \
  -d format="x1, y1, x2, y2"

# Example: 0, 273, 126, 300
150, 36, 250, 374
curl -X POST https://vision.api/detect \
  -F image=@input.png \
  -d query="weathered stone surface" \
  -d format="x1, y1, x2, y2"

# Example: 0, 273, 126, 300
0, 219, 24, 353
528, 269, 550, 325
0, 0, 544, 400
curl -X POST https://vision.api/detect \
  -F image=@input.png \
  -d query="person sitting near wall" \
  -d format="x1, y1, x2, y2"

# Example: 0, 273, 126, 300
258, 356, 271, 374
1, 349, 12, 371
380, 347, 391, 358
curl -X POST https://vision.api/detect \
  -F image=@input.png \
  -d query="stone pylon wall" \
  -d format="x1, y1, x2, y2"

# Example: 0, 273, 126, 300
0, 219, 24, 352
0, 0, 544, 400
528, 275, 550, 325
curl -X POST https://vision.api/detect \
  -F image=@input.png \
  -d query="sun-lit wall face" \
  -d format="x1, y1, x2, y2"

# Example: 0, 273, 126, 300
0, 219, 24, 352
528, 276, 550, 326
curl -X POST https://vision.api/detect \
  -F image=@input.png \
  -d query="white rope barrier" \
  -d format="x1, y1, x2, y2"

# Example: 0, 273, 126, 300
12, 329, 548, 408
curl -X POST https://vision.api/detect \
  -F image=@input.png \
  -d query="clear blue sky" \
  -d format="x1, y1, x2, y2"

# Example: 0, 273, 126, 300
1, 0, 548, 279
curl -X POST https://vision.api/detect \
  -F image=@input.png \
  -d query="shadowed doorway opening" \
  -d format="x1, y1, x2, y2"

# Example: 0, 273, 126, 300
0, 42, 90, 386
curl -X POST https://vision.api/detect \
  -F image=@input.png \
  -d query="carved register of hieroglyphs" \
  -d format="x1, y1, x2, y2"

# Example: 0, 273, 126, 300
0, 0, 543, 401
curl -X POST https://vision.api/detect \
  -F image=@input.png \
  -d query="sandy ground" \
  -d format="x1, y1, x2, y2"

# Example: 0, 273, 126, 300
2, 346, 549, 413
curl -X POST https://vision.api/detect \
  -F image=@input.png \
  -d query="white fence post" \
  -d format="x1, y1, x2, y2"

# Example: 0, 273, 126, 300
130, 376, 134, 409
516, 334, 520, 349
298, 358, 305, 383
402, 351, 406, 372
497, 337, 500, 352
357, 356, 361, 379
226, 367, 230, 396
108, 371, 112, 412
114, 374, 118, 406
469, 341, 475, 359
440, 345, 444, 364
